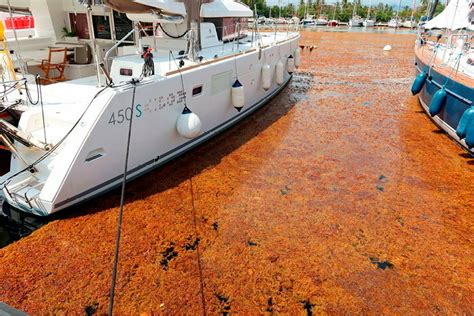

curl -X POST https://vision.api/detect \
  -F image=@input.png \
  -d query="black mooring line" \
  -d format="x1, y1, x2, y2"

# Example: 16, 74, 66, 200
108, 81, 138, 315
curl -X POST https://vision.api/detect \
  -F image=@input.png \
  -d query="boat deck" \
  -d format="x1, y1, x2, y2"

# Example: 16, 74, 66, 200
0, 32, 473, 314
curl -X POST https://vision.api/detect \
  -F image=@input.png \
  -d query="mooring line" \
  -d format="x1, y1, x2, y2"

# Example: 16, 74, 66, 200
189, 178, 208, 316
108, 81, 138, 315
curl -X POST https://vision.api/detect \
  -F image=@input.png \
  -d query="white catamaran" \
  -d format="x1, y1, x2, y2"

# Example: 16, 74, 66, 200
0, 0, 301, 216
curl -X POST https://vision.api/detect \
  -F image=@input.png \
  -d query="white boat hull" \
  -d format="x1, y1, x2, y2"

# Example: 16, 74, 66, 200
363, 20, 375, 27
1, 34, 300, 216
349, 19, 363, 27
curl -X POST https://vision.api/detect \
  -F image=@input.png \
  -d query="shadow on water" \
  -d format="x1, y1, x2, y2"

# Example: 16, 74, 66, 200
459, 152, 474, 165
0, 72, 314, 247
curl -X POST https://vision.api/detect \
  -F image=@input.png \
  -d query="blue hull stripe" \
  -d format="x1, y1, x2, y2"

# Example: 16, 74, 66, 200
415, 57, 474, 131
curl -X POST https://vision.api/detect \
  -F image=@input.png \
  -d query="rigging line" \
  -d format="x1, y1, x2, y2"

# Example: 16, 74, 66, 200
38, 76, 47, 146
169, 51, 188, 107
443, 52, 463, 86
233, 53, 239, 80
6, 0, 26, 76
108, 80, 138, 316
24, 78, 39, 105
189, 177, 208, 316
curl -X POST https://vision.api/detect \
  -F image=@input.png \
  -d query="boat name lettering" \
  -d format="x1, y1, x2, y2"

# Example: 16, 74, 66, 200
108, 104, 142, 125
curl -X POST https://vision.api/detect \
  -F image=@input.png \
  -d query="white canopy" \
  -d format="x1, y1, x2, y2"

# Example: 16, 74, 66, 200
125, 0, 253, 23
132, 0, 187, 16
424, 0, 473, 30
201, 0, 253, 18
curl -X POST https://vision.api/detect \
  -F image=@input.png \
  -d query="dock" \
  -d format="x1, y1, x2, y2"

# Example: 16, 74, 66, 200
0, 31, 473, 314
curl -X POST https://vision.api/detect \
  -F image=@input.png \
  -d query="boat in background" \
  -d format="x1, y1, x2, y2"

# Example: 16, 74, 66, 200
411, 0, 474, 154
363, 0, 375, 27
388, 17, 401, 28
402, 19, 417, 28
389, 0, 402, 28
402, 0, 417, 28
363, 19, 375, 27
316, 15, 328, 26
349, 16, 363, 27
349, 1, 363, 27
301, 18, 316, 27
328, 4, 339, 27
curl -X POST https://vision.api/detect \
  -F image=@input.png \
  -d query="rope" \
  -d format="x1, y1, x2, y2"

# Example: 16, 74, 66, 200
108, 80, 138, 316
25, 77, 39, 105
38, 75, 47, 146
169, 51, 188, 108
158, 23, 189, 39
6, 0, 26, 76
443, 52, 463, 87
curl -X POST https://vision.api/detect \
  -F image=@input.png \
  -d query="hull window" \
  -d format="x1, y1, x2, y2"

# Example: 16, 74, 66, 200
192, 85, 203, 97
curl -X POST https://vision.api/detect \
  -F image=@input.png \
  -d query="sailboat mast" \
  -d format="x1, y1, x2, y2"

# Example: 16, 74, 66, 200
367, 0, 372, 19
395, 0, 402, 20
428, 0, 439, 20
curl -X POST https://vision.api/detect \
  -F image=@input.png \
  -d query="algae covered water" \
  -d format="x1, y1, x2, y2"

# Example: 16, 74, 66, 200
0, 32, 473, 314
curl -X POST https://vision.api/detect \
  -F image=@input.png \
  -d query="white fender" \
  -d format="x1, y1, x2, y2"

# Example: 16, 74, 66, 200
275, 60, 284, 85
176, 108, 202, 139
287, 55, 295, 74
231, 79, 245, 111
262, 63, 272, 90
294, 47, 301, 68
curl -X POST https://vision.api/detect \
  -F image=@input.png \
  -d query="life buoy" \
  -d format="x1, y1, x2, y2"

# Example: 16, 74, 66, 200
176, 107, 202, 139
287, 55, 295, 74
275, 60, 284, 85
262, 63, 272, 90
231, 79, 245, 112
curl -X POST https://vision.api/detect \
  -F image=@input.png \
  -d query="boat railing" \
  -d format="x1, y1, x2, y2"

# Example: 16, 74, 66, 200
104, 28, 136, 71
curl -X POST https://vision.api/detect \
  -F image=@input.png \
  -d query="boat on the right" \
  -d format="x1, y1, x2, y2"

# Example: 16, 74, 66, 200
412, 0, 474, 154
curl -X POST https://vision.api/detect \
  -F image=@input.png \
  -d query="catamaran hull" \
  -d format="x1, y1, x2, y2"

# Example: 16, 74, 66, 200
1, 35, 300, 216
415, 57, 474, 155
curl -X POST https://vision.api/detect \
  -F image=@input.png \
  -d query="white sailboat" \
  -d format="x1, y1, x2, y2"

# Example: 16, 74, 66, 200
363, 0, 375, 27
402, 0, 417, 28
316, 0, 328, 25
0, 0, 301, 216
349, 1, 363, 27
328, 3, 339, 26
388, 0, 403, 28
413, 0, 474, 154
